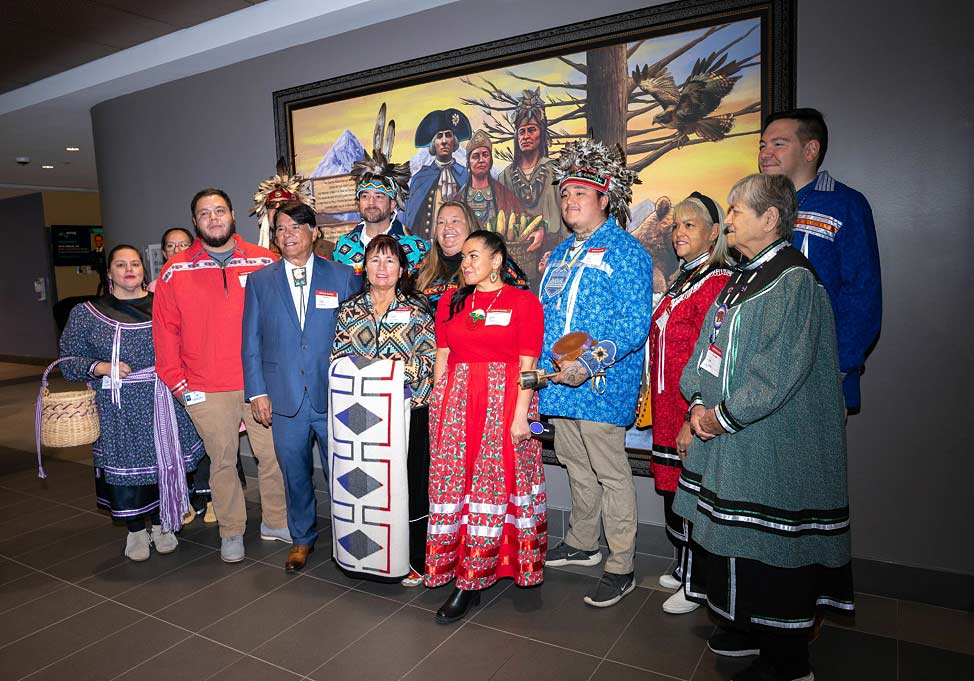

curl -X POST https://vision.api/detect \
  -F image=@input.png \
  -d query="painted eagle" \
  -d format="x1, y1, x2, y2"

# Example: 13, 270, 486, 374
634, 52, 744, 143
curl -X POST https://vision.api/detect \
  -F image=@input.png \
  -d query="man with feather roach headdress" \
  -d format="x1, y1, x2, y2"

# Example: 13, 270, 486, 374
334, 104, 429, 276
539, 138, 654, 609
251, 159, 314, 254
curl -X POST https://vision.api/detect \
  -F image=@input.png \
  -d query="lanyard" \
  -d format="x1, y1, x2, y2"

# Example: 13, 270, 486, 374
710, 240, 787, 343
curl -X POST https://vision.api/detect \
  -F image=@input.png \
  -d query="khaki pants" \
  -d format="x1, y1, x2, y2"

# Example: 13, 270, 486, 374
552, 418, 636, 574
186, 390, 287, 538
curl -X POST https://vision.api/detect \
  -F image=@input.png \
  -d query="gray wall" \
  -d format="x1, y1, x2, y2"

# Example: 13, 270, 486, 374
0, 193, 58, 357
91, 0, 973, 576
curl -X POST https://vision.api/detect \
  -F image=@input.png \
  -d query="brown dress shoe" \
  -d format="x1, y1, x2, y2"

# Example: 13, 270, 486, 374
285, 545, 314, 572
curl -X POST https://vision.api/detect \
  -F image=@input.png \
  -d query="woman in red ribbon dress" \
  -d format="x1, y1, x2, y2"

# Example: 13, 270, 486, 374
649, 192, 732, 614
425, 229, 546, 624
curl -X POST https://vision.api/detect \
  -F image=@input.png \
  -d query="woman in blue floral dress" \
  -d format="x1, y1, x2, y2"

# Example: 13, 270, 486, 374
59, 245, 205, 561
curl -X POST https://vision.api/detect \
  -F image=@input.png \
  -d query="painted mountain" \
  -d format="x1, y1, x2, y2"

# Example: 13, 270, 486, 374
310, 130, 365, 221
311, 129, 365, 178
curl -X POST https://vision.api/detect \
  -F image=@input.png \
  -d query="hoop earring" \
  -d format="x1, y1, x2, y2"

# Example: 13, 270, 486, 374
489, 270, 498, 283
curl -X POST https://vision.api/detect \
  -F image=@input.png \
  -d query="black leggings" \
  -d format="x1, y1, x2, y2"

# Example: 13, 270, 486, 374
126, 510, 161, 533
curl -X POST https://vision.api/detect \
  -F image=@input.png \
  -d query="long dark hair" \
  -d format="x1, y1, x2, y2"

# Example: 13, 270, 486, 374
415, 200, 478, 293
107, 243, 149, 290
353, 234, 429, 312
447, 230, 509, 321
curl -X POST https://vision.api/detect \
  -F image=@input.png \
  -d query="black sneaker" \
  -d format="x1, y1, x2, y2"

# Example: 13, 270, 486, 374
708, 627, 761, 657
583, 571, 636, 608
546, 542, 603, 567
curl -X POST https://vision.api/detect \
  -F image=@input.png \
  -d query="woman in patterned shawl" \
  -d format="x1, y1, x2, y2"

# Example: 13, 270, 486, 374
59, 245, 205, 562
331, 235, 437, 586
424, 230, 546, 624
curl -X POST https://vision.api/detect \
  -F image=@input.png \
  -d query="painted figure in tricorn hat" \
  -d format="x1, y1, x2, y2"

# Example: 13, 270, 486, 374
402, 107, 471, 240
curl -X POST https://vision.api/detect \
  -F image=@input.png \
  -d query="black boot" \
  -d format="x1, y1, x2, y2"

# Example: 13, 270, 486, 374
435, 587, 481, 624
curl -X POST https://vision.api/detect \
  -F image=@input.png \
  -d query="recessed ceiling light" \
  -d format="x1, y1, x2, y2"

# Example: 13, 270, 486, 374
42, 165, 54, 169
65, 147, 80, 152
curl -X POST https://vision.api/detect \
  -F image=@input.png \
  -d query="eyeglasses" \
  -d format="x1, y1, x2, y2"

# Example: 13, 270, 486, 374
164, 241, 191, 251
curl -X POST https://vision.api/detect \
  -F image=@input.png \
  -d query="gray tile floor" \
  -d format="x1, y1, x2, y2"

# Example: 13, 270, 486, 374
5, 373, 974, 680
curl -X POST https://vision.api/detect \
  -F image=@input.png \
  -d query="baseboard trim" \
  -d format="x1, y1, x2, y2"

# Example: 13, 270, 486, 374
547, 509, 973, 611
0, 354, 55, 366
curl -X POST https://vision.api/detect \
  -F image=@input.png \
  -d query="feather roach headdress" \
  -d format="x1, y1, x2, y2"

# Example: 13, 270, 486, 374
251, 158, 313, 248
350, 103, 411, 210
552, 138, 641, 227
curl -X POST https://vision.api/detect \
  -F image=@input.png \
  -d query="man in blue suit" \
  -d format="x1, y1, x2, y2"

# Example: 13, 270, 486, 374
242, 201, 359, 572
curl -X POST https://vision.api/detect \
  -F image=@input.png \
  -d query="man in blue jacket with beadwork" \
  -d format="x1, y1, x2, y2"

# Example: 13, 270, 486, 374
759, 108, 882, 414
538, 139, 653, 608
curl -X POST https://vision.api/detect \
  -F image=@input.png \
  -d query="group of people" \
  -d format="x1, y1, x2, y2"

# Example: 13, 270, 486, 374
58, 106, 880, 681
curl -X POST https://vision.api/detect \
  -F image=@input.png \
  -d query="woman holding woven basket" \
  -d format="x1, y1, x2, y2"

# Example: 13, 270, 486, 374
58, 244, 206, 562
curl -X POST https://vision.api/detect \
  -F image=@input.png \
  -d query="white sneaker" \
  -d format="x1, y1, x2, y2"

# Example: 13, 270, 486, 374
658, 573, 682, 589
125, 529, 151, 562
662, 588, 701, 614
259, 522, 292, 543
150, 525, 179, 554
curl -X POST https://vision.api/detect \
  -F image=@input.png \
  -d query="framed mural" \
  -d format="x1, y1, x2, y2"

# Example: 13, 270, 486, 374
274, 0, 795, 475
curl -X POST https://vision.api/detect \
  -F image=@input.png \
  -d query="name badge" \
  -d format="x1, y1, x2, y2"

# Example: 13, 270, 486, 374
655, 308, 670, 331
183, 390, 207, 406
100, 376, 121, 390
701, 344, 723, 377
315, 290, 338, 309
582, 247, 606, 267
485, 309, 512, 326
238, 273, 248, 288
386, 309, 411, 324
543, 266, 570, 298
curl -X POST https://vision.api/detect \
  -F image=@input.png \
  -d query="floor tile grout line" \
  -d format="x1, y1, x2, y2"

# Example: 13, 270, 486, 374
687, 626, 717, 681
12, 611, 152, 681
0, 506, 111, 549
597, 587, 656, 667
102, 631, 198, 681
303, 601, 411, 678
0, 598, 111, 653
227, 577, 361, 654
0, 572, 75, 617
396, 620, 471, 681
77, 546, 230, 605
186, 564, 338, 639
466, 620, 605, 663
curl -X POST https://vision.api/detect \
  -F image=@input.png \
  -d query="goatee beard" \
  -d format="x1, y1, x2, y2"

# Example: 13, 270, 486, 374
197, 221, 237, 248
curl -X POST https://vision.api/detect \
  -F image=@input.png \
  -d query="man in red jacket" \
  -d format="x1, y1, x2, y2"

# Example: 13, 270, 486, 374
154, 188, 288, 563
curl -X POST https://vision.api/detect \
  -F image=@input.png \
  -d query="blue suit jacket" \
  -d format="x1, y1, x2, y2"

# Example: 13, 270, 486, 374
242, 255, 359, 417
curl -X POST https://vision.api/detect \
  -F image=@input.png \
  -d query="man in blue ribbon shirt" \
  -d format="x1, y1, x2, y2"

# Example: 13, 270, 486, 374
539, 140, 653, 608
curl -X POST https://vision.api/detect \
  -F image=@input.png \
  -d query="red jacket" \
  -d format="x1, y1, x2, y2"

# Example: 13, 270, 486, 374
153, 234, 277, 396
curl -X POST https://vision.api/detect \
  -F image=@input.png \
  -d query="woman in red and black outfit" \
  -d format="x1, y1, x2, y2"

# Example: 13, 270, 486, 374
649, 192, 732, 614
425, 229, 546, 624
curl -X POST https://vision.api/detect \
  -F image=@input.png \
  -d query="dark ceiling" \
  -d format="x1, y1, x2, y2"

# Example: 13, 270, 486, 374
0, 0, 266, 95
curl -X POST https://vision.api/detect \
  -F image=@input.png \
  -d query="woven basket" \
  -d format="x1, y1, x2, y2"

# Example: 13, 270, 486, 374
507, 239, 538, 279
36, 358, 100, 450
